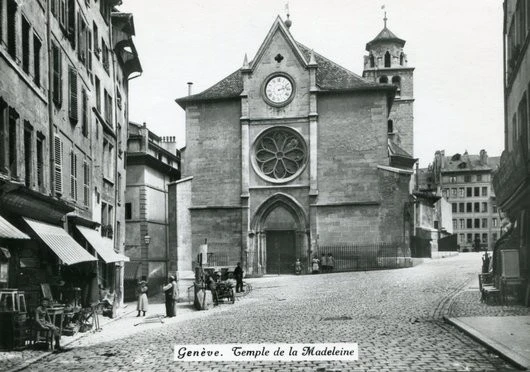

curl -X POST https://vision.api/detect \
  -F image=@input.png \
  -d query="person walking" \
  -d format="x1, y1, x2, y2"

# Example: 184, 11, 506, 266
136, 279, 148, 317
163, 276, 178, 317
327, 253, 335, 273
312, 256, 320, 274
234, 262, 244, 293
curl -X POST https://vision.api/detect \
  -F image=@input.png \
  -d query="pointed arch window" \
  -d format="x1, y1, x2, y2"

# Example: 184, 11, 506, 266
400, 52, 404, 66
369, 53, 375, 68
384, 51, 391, 67
379, 76, 388, 84
392, 76, 401, 97
388, 120, 394, 133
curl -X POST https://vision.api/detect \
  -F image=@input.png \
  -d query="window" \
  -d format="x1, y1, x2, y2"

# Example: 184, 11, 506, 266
459, 203, 464, 213
459, 233, 465, 243
33, 34, 42, 87
102, 39, 109, 73
492, 205, 498, 214
104, 89, 112, 124
518, 93, 528, 151
8, 108, 18, 177
482, 233, 488, 243
481, 202, 488, 213
83, 161, 89, 206
481, 186, 488, 196
59, 0, 67, 31
474, 219, 480, 228
117, 172, 121, 203
459, 219, 465, 229
81, 88, 88, 137
476, 174, 482, 182
452, 219, 457, 230
7, 0, 17, 59
452, 203, 457, 213
67, 0, 76, 47
399, 53, 404, 66
379, 76, 388, 84
384, 51, 391, 67
464, 175, 471, 182
466, 203, 472, 213
95, 76, 101, 112
451, 188, 457, 197
93, 21, 99, 59
116, 88, 122, 109
125, 203, 132, 220
392, 76, 401, 97
70, 150, 77, 200
369, 54, 375, 68
492, 218, 498, 227
467, 233, 472, 243
0, 99, 6, 172
474, 202, 480, 212
22, 16, 30, 74
467, 219, 472, 229
387, 119, 393, 133
481, 218, 487, 228
54, 135, 63, 195
474, 187, 479, 197
459, 188, 465, 197
23, 123, 32, 187
100, 0, 111, 23
450, 176, 457, 183
52, 42, 63, 106
78, 14, 88, 67
102, 139, 114, 181
36, 133, 44, 189
466, 187, 472, 197
68, 66, 78, 122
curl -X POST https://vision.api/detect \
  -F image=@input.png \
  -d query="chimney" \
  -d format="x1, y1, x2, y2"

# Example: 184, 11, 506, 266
479, 149, 488, 166
187, 82, 193, 96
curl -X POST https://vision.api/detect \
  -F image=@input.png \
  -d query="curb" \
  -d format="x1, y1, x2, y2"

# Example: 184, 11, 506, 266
443, 316, 529, 371
5, 307, 137, 372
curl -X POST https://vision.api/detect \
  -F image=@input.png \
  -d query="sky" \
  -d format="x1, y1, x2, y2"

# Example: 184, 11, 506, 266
117, 0, 504, 167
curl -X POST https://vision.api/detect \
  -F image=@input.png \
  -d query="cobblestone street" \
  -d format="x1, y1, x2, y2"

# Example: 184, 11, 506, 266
7, 253, 528, 372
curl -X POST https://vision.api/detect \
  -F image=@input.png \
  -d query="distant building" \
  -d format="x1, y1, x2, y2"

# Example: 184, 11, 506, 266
0, 0, 141, 307
124, 122, 180, 299
432, 150, 500, 251
492, 1, 530, 288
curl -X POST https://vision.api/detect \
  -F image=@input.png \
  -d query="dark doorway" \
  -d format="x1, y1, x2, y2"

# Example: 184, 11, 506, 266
266, 230, 295, 275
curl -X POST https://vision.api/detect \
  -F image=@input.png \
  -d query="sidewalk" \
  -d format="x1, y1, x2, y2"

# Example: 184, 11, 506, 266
445, 276, 530, 370
0, 299, 199, 372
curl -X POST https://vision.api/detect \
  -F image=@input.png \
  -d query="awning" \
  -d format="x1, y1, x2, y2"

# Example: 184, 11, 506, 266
76, 225, 130, 263
23, 218, 97, 265
0, 215, 30, 239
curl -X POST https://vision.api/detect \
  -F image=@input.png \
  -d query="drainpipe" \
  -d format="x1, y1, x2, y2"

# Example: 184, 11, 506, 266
46, 0, 55, 197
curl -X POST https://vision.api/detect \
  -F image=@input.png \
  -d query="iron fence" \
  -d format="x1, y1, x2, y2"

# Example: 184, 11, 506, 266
317, 242, 411, 272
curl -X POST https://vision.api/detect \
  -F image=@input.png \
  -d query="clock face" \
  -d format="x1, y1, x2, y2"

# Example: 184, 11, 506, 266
265, 75, 293, 104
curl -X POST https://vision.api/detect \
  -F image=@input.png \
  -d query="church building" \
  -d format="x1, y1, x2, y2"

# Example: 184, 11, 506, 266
175, 15, 416, 276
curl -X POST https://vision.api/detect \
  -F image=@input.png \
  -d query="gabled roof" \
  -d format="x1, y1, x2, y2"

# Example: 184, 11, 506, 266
366, 27, 405, 50
441, 154, 501, 173
176, 17, 393, 107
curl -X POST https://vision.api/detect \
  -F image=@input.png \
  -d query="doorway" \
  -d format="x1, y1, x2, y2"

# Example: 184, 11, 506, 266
266, 230, 295, 275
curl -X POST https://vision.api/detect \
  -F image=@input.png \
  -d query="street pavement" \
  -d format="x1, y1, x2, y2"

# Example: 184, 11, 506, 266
4, 253, 528, 371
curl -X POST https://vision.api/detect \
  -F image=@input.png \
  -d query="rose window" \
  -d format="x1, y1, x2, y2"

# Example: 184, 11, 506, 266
254, 128, 307, 182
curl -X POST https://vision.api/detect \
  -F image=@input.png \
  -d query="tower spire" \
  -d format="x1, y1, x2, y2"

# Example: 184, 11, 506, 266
285, 1, 292, 29
382, 5, 387, 28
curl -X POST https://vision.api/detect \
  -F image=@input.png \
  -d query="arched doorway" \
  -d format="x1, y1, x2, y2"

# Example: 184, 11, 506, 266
249, 193, 308, 275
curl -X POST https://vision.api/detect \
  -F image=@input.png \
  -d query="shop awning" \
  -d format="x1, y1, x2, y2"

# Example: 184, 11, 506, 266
0, 215, 30, 239
76, 225, 130, 263
23, 218, 97, 265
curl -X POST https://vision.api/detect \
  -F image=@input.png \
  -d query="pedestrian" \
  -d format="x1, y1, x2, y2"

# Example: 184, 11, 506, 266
327, 253, 335, 273
163, 275, 178, 317
234, 262, 244, 293
294, 258, 302, 275
312, 256, 320, 274
35, 298, 63, 352
136, 278, 148, 317
482, 252, 491, 273
320, 253, 328, 273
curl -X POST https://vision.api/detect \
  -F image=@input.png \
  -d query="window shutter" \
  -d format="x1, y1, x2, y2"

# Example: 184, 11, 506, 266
83, 162, 89, 206
54, 136, 63, 195
52, 44, 62, 106
70, 152, 78, 200
69, 66, 78, 122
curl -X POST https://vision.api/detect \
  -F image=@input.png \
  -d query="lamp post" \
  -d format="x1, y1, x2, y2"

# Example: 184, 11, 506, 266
143, 234, 150, 279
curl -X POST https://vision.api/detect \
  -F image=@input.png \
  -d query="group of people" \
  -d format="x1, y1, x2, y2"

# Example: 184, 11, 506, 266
311, 253, 335, 274
135, 275, 178, 318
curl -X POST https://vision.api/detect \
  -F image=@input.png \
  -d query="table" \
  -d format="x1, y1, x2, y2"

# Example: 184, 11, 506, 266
46, 307, 65, 335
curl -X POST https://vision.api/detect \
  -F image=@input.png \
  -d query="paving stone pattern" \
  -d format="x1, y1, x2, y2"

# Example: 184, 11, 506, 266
4, 253, 521, 371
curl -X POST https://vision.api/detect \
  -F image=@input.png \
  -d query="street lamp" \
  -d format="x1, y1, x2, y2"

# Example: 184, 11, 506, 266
144, 234, 151, 245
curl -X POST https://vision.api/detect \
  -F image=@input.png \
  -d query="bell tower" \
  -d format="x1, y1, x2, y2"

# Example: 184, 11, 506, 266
363, 13, 415, 156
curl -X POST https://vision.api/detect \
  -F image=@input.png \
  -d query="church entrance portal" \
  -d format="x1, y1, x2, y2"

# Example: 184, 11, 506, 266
266, 230, 296, 275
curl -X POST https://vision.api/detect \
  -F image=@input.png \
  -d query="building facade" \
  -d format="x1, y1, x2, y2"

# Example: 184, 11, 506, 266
175, 16, 415, 276
492, 0, 530, 290
124, 122, 180, 300
432, 150, 500, 252
0, 0, 140, 307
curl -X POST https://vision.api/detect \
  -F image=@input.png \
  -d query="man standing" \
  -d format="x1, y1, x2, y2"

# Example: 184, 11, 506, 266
234, 262, 244, 293
163, 276, 177, 317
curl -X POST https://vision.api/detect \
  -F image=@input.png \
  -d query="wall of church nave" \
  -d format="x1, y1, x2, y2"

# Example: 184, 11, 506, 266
190, 208, 242, 266
316, 93, 388, 203
184, 100, 242, 206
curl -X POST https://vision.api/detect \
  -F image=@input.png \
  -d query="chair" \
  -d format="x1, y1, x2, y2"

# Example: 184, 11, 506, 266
27, 315, 53, 351
478, 273, 500, 304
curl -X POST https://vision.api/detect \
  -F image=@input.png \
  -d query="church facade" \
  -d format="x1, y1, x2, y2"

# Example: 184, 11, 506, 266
175, 16, 415, 275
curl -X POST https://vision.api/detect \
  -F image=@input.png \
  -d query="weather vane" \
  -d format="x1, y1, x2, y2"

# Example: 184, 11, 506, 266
381, 4, 387, 28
